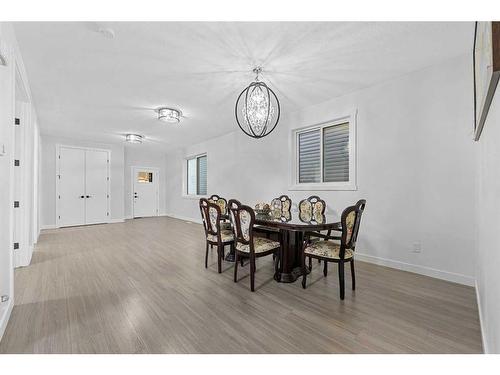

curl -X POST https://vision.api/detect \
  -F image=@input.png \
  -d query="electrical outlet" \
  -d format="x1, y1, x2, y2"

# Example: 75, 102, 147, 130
412, 242, 422, 253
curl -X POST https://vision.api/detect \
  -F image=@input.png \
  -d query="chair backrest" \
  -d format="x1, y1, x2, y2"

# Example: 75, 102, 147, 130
271, 195, 292, 212
227, 199, 241, 230
299, 195, 326, 216
208, 195, 227, 215
199, 198, 221, 239
340, 199, 366, 250
199, 198, 210, 235
232, 205, 255, 254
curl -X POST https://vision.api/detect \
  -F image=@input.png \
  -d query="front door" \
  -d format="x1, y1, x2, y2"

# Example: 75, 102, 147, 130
132, 167, 159, 218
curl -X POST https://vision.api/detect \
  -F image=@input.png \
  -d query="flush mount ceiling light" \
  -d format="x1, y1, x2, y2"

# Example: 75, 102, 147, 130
157, 107, 182, 123
125, 134, 143, 144
235, 66, 280, 139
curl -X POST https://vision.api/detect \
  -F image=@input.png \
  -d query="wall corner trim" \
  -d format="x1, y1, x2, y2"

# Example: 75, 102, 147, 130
475, 280, 488, 354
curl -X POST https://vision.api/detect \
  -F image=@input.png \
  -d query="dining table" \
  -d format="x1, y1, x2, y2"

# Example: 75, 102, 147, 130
224, 209, 341, 283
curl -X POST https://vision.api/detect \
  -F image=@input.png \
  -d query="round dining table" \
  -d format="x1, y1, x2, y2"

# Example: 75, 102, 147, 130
224, 210, 341, 283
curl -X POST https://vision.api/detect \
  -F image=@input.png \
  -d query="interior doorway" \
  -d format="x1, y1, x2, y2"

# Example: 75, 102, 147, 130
131, 166, 159, 218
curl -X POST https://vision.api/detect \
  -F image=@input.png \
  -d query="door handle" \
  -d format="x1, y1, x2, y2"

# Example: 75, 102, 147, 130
80, 195, 85, 199
86, 195, 91, 198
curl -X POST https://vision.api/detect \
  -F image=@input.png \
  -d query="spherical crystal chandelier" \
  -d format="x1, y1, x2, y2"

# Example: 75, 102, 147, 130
235, 67, 280, 139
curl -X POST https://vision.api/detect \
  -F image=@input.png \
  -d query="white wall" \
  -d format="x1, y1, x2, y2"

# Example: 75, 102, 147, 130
124, 145, 168, 218
0, 22, 40, 341
475, 88, 500, 353
165, 53, 476, 286
40, 135, 125, 227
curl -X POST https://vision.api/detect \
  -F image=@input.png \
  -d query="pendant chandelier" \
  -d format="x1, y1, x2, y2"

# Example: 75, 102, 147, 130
235, 67, 280, 139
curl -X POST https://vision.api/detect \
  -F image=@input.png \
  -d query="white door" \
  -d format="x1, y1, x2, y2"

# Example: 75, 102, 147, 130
85, 150, 109, 224
132, 167, 159, 218
58, 147, 86, 226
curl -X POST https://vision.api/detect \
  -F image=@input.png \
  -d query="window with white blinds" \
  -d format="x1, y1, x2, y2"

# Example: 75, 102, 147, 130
323, 123, 349, 182
298, 129, 321, 183
186, 154, 207, 195
294, 117, 356, 190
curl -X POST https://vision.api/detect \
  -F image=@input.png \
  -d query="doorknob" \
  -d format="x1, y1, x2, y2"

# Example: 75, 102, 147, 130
80, 195, 85, 199
86, 195, 91, 198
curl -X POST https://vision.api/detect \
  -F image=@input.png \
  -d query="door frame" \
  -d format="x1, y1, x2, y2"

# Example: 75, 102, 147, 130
130, 166, 160, 218
55, 144, 111, 228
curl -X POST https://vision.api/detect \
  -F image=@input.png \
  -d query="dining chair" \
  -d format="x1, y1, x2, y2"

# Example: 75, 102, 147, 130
299, 195, 327, 265
298, 195, 326, 216
270, 195, 292, 212
257, 195, 292, 238
208, 194, 231, 229
301, 199, 366, 300
199, 198, 235, 273
232, 204, 281, 291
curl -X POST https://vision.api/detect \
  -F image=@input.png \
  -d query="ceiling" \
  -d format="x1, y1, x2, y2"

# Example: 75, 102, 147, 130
13, 22, 474, 150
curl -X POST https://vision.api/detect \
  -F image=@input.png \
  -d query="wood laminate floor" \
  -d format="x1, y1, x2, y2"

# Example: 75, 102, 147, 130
0, 217, 482, 353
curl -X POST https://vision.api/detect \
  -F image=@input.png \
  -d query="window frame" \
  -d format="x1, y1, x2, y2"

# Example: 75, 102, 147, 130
183, 153, 208, 199
290, 111, 357, 191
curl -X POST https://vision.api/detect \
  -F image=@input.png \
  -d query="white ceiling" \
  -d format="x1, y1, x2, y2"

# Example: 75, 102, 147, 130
13, 22, 474, 150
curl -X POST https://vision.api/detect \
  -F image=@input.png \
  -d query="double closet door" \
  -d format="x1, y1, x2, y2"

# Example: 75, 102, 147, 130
57, 146, 110, 227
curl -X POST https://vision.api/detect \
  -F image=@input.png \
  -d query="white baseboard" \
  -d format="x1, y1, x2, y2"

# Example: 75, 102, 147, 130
162, 212, 474, 286
475, 281, 488, 354
40, 224, 57, 230
108, 218, 125, 224
355, 252, 475, 286
124, 215, 133, 220
164, 213, 202, 225
0, 297, 14, 343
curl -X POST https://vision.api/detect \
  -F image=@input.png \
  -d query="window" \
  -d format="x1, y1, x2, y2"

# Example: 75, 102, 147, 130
186, 154, 207, 195
292, 113, 356, 190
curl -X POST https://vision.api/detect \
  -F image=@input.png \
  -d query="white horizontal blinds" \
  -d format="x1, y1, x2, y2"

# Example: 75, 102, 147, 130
323, 122, 349, 182
197, 155, 207, 195
187, 158, 197, 195
298, 129, 321, 183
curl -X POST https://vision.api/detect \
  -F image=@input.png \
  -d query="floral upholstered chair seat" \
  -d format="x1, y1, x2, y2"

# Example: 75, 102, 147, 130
236, 237, 280, 254
207, 229, 234, 243
304, 241, 354, 260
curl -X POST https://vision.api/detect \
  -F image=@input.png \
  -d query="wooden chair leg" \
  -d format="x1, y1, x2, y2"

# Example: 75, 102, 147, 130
220, 244, 225, 260
234, 252, 239, 282
274, 250, 280, 281
323, 261, 328, 277
217, 245, 222, 274
350, 259, 356, 290
205, 242, 209, 268
339, 261, 345, 300
250, 257, 256, 292
308, 256, 312, 271
302, 249, 307, 289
